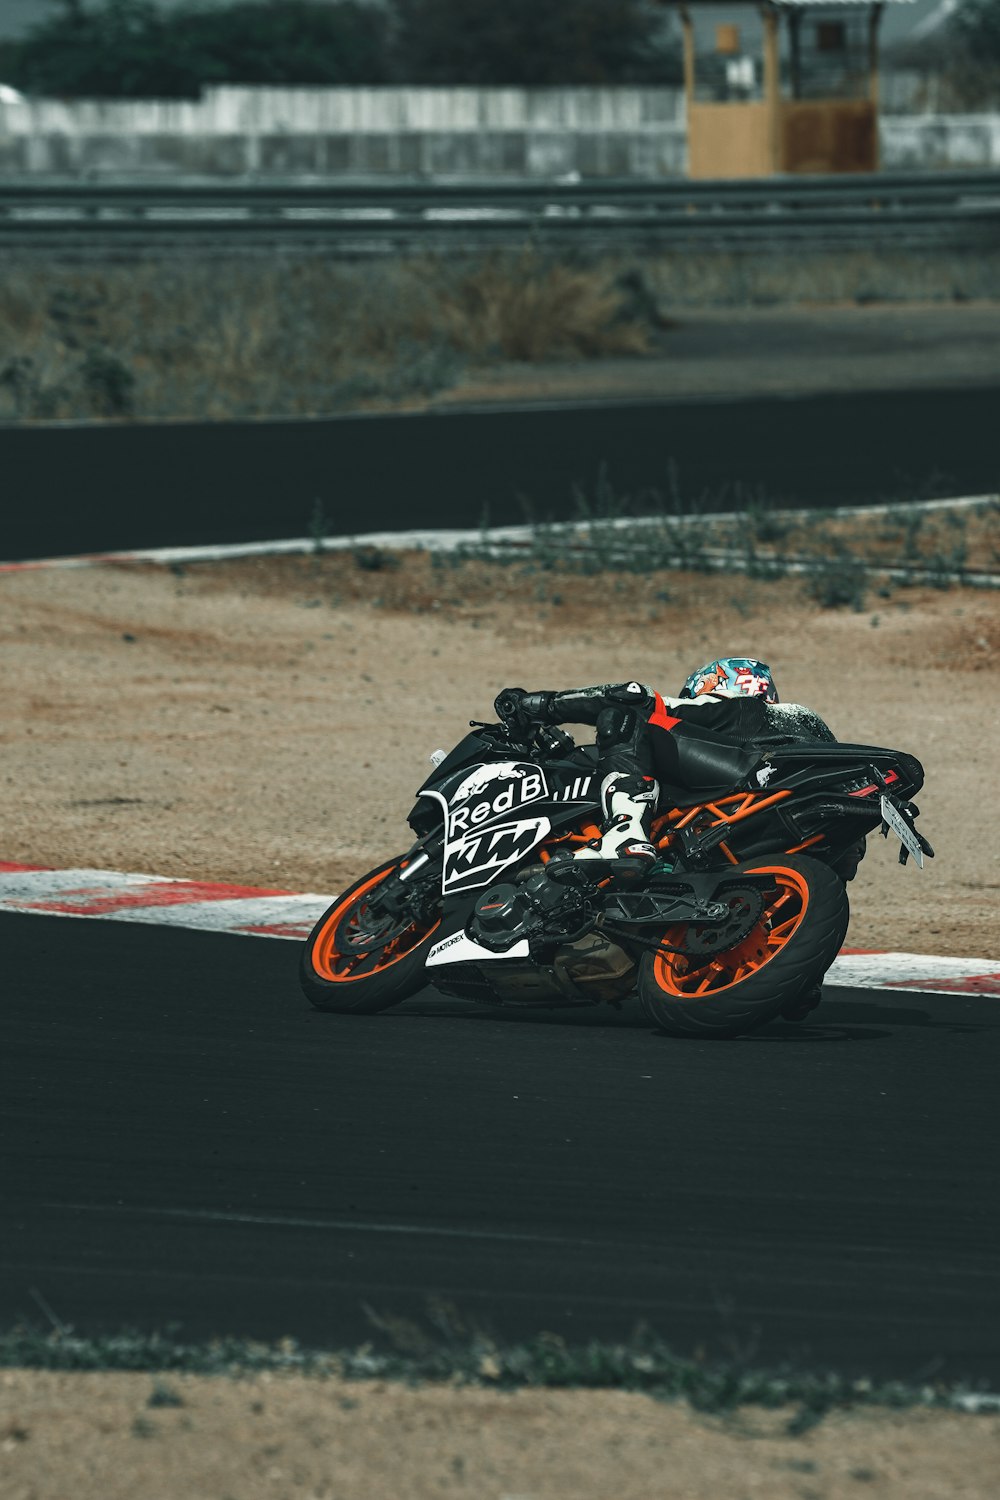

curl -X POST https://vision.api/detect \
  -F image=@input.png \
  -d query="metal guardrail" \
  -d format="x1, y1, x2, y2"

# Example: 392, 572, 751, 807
2, 170, 1000, 245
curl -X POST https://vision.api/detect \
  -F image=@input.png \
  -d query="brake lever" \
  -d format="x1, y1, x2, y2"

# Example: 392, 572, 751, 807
469, 719, 527, 753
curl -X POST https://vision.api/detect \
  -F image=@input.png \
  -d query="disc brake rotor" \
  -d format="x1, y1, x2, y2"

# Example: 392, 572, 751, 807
340, 893, 413, 952
679, 885, 766, 957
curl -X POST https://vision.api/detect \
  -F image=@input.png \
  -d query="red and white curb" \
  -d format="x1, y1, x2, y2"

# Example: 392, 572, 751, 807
1, 861, 997, 997
829, 950, 1000, 996
0, 862, 329, 942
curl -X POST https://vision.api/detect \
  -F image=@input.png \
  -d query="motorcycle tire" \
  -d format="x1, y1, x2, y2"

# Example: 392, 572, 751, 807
637, 854, 850, 1040
300, 856, 441, 1014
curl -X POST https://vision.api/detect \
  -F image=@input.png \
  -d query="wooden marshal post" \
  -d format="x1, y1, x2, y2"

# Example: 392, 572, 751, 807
674, 0, 897, 177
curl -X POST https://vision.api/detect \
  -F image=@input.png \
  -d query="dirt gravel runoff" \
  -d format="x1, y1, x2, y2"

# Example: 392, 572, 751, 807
1, 553, 997, 955
1, 1370, 999, 1500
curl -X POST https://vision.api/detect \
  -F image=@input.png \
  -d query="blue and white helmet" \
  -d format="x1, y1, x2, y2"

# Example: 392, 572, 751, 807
680, 656, 779, 703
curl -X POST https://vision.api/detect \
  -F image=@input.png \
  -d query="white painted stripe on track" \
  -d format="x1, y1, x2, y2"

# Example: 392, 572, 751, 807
49, 1201, 611, 1250
2, 861, 997, 993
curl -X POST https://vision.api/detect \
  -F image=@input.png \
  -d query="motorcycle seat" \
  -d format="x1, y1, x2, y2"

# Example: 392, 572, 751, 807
658, 736, 763, 807
765, 741, 924, 795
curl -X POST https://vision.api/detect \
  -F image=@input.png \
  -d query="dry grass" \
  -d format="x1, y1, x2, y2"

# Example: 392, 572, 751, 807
439, 252, 649, 361
0, 252, 650, 423
4, 240, 997, 423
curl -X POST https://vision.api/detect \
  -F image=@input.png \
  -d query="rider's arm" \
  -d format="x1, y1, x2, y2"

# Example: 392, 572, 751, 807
497, 684, 836, 748
498, 683, 654, 728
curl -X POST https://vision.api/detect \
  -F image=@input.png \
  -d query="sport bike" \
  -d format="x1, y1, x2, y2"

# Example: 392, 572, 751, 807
300, 696, 932, 1038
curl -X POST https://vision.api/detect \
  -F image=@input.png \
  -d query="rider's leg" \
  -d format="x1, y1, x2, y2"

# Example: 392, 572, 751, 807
574, 708, 659, 876
574, 770, 659, 868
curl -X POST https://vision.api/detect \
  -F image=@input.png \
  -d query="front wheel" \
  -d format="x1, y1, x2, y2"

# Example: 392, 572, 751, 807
637, 855, 849, 1039
300, 856, 441, 1014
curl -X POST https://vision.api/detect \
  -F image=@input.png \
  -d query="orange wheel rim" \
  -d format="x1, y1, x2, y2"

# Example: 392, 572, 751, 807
652, 866, 810, 999
311, 864, 440, 983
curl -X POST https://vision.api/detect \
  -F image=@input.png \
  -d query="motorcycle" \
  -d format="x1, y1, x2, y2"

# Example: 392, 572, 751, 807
300, 692, 932, 1038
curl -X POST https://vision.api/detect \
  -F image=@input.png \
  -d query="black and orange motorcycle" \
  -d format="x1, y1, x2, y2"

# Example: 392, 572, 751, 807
300, 694, 932, 1038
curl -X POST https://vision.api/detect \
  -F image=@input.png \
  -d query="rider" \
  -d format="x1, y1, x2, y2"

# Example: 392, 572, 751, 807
496, 656, 837, 880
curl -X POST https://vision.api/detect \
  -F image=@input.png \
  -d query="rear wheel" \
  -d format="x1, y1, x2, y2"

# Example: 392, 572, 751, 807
637, 855, 849, 1039
300, 856, 441, 1014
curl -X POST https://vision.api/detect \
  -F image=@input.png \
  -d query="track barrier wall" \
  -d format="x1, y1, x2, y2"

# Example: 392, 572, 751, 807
2, 85, 999, 176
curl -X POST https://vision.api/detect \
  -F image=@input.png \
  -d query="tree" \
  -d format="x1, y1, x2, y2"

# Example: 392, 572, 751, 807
390, 0, 681, 85
12, 1, 182, 98
937, 0, 1000, 106
6, 0, 682, 97
892, 0, 1000, 109
8, 0, 391, 98
952, 0, 1000, 59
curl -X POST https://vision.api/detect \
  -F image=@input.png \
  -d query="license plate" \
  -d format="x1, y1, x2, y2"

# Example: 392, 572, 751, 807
880, 795, 925, 869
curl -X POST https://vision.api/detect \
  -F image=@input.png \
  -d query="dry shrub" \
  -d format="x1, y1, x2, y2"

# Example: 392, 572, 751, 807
0, 252, 651, 423
0, 275, 50, 340
438, 252, 650, 361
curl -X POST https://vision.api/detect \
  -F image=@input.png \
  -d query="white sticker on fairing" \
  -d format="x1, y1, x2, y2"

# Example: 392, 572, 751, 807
552, 774, 595, 803
418, 763, 554, 894
442, 816, 551, 895
446, 762, 548, 839
426, 931, 531, 966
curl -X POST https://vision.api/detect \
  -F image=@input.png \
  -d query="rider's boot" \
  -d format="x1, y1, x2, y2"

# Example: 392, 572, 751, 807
572, 772, 659, 886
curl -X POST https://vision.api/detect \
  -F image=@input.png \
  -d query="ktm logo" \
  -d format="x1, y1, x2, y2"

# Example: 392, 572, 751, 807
443, 817, 550, 893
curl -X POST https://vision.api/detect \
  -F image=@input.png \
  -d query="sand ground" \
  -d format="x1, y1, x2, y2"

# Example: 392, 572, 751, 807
1, 1369, 998, 1500
1, 553, 997, 954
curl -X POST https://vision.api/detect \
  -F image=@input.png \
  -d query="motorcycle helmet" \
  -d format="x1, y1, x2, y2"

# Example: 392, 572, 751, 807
680, 656, 779, 703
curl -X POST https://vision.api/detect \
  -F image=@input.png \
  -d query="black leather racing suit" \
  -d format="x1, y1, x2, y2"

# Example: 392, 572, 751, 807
507, 681, 863, 882
514, 681, 830, 784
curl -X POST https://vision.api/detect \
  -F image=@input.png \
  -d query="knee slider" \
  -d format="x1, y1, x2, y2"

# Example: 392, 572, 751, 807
596, 707, 632, 756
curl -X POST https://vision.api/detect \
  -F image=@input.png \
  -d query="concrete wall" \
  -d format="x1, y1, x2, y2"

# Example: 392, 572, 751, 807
0, 86, 686, 177
880, 112, 1000, 169
0, 85, 997, 176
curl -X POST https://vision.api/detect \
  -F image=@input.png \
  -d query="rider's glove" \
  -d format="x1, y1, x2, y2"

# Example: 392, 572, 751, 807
494, 688, 554, 729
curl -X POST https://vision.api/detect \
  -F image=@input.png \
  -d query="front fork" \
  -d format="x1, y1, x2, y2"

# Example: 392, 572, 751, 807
368, 836, 444, 927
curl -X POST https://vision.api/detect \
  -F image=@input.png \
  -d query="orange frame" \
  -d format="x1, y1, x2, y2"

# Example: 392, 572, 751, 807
652, 789, 823, 866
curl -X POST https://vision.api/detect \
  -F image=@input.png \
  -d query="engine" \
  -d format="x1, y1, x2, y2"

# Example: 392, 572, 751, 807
447, 872, 638, 1006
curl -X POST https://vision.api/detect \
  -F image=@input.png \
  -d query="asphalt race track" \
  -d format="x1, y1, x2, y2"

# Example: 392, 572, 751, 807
4, 385, 1000, 560
3, 912, 998, 1381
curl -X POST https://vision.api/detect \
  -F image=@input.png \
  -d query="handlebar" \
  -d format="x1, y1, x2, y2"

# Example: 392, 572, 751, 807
470, 713, 576, 758
493, 686, 554, 728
